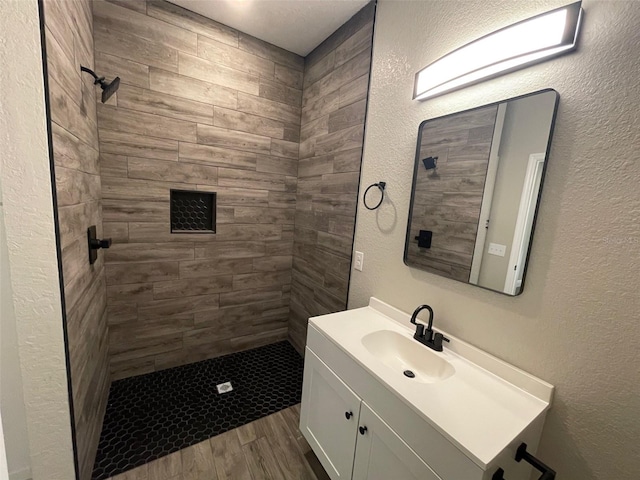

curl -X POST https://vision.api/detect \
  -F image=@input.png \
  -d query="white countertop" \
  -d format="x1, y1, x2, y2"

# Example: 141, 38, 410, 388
309, 297, 554, 469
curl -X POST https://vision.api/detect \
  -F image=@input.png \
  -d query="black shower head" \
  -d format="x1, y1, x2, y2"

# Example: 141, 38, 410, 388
80, 66, 120, 103
101, 76, 120, 103
422, 156, 438, 170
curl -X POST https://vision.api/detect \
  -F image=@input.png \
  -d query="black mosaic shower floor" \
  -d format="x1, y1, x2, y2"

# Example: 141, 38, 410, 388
92, 341, 303, 480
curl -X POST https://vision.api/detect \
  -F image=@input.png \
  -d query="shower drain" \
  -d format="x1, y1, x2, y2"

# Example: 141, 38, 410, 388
216, 381, 233, 394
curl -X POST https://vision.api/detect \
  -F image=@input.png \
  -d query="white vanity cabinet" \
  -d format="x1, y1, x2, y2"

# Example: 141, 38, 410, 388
300, 349, 440, 480
299, 298, 555, 480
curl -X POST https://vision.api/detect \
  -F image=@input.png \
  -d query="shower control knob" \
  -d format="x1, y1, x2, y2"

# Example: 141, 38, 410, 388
90, 237, 112, 250
345, 411, 353, 420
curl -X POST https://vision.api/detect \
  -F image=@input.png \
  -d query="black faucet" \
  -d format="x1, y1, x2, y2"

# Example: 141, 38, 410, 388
410, 304, 449, 352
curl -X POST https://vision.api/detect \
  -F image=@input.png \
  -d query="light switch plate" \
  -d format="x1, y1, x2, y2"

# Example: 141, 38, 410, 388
354, 251, 364, 271
488, 243, 507, 257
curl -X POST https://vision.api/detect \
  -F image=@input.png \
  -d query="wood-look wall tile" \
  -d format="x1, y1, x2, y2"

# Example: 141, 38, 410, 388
94, 0, 198, 55
334, 21, 373, 68
256, 156, 298, 177
198, 35, 275, 78
298, 138, 316, 160
274, 64, 303, 89
311, 194, 357, 217
107, 282, 155, 304
55, 167, 101, 206
297, 156, 334, 178
101, 176, 173, 201
52, 122, 99, 174
102, 198, 169, 222
214, 107, 284, 139
109, 332, 184, 363
42, 0, 75, 62
216, 188, 269, 207
179, 142, 256, 170
217, 168, 285, 192
137, 295, 220, 319
118, 84, 214, 125
98, 104, 197, 142
320, 172, 360, 194
103, 0, 147, 13
49, 79, 99, 148
179, 52, 260, 95
270, 139, 299, 160
259, 79, 302, 108
153, 275, 233, 299
338, 74, 369, 108
300, 115, 329, 142
94, 23, 178, 72
282, 124, 301, 143
301, 90, 340, 125
106, 261, 180, 285
95, 51, 150, 89
232, 271, 291, 291
317, 231, 352, 257
57, 202, 99, 249
315, 124, 364, 156
148, 68, 237, 109
214, 224, 282, 242
268, 192, 296, 209
304, 50, 335, 89
100, 129, 179, 161
147, 1, 239, 47
328, 216, 356, 239
128, 157, 218, 185
45, 28, 81, 104
197, 125, 272, 155
107, 302, 138, 325
331, 147, 362, 173
105, 242, 194, 263
179, 258, 253, 280
327, 99, 366, 133
237, 93, 301, 125
194, 241, 267, 260
216, 290, 284, 310
127, 222, 217, 243
233, 207, 294, 225
252, 256, 293, 272
103, 222, 129, 243
100, 153, 128, 178
238, 34, 303, 72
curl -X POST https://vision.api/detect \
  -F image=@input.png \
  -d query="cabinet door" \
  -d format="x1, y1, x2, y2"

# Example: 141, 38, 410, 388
353, 403, 442, 480
300, 348, 361, 480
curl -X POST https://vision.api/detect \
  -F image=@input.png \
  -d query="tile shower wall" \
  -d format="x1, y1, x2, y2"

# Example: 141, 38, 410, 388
93, 0, 303, 379
288, 3, 375, 353
42, 1, 111, 479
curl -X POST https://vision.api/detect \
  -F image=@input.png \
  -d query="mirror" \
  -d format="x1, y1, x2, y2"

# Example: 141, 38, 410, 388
404, 89, 559, 295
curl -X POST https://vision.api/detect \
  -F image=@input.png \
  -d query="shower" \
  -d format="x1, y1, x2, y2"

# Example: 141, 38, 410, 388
80, 66, 120, 103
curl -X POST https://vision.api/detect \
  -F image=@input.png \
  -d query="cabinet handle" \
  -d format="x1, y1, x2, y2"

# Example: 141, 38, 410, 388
345, 411, 353, 420
359, 426, 368, 435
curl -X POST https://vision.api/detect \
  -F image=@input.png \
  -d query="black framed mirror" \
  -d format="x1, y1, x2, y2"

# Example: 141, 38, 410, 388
404, 89, 559, 295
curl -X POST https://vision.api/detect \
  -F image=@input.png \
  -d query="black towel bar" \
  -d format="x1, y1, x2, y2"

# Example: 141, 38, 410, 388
492, 443, 556, 480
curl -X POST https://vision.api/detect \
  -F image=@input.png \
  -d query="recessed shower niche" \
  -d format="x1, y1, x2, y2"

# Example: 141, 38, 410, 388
170, 190, 216, 233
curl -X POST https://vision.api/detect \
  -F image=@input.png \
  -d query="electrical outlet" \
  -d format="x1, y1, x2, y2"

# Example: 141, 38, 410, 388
488, 243, 507, 257
354, 251, 364, 271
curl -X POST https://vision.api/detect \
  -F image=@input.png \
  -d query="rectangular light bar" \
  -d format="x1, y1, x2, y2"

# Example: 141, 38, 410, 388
414, 2, 583, 100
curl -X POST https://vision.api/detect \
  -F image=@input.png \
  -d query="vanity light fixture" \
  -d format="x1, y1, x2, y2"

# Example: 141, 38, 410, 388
413, 1, 583, 100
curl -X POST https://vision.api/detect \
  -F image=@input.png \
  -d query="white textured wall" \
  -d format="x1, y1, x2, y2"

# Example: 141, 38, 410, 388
0, 179, 31, 479
0, 1, 77, 479
350, 1, 640, 479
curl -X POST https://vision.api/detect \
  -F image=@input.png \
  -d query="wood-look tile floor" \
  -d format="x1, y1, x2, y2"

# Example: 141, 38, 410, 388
107, 404, 330, 480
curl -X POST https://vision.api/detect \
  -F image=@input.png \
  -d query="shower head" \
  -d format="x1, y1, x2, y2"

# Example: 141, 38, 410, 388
80, 66, 120, 103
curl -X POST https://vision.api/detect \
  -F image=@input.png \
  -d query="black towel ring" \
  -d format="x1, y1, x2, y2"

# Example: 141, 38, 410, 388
363, 181, 386, 210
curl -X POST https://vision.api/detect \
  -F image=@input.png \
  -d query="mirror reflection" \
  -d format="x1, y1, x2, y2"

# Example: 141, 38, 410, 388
404, 90, 559, 295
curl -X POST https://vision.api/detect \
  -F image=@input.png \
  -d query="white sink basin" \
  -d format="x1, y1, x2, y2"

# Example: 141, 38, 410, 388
361, 330, 455, 383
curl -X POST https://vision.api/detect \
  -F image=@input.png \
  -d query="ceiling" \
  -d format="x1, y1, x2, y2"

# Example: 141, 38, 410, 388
168, 0, 370, 56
